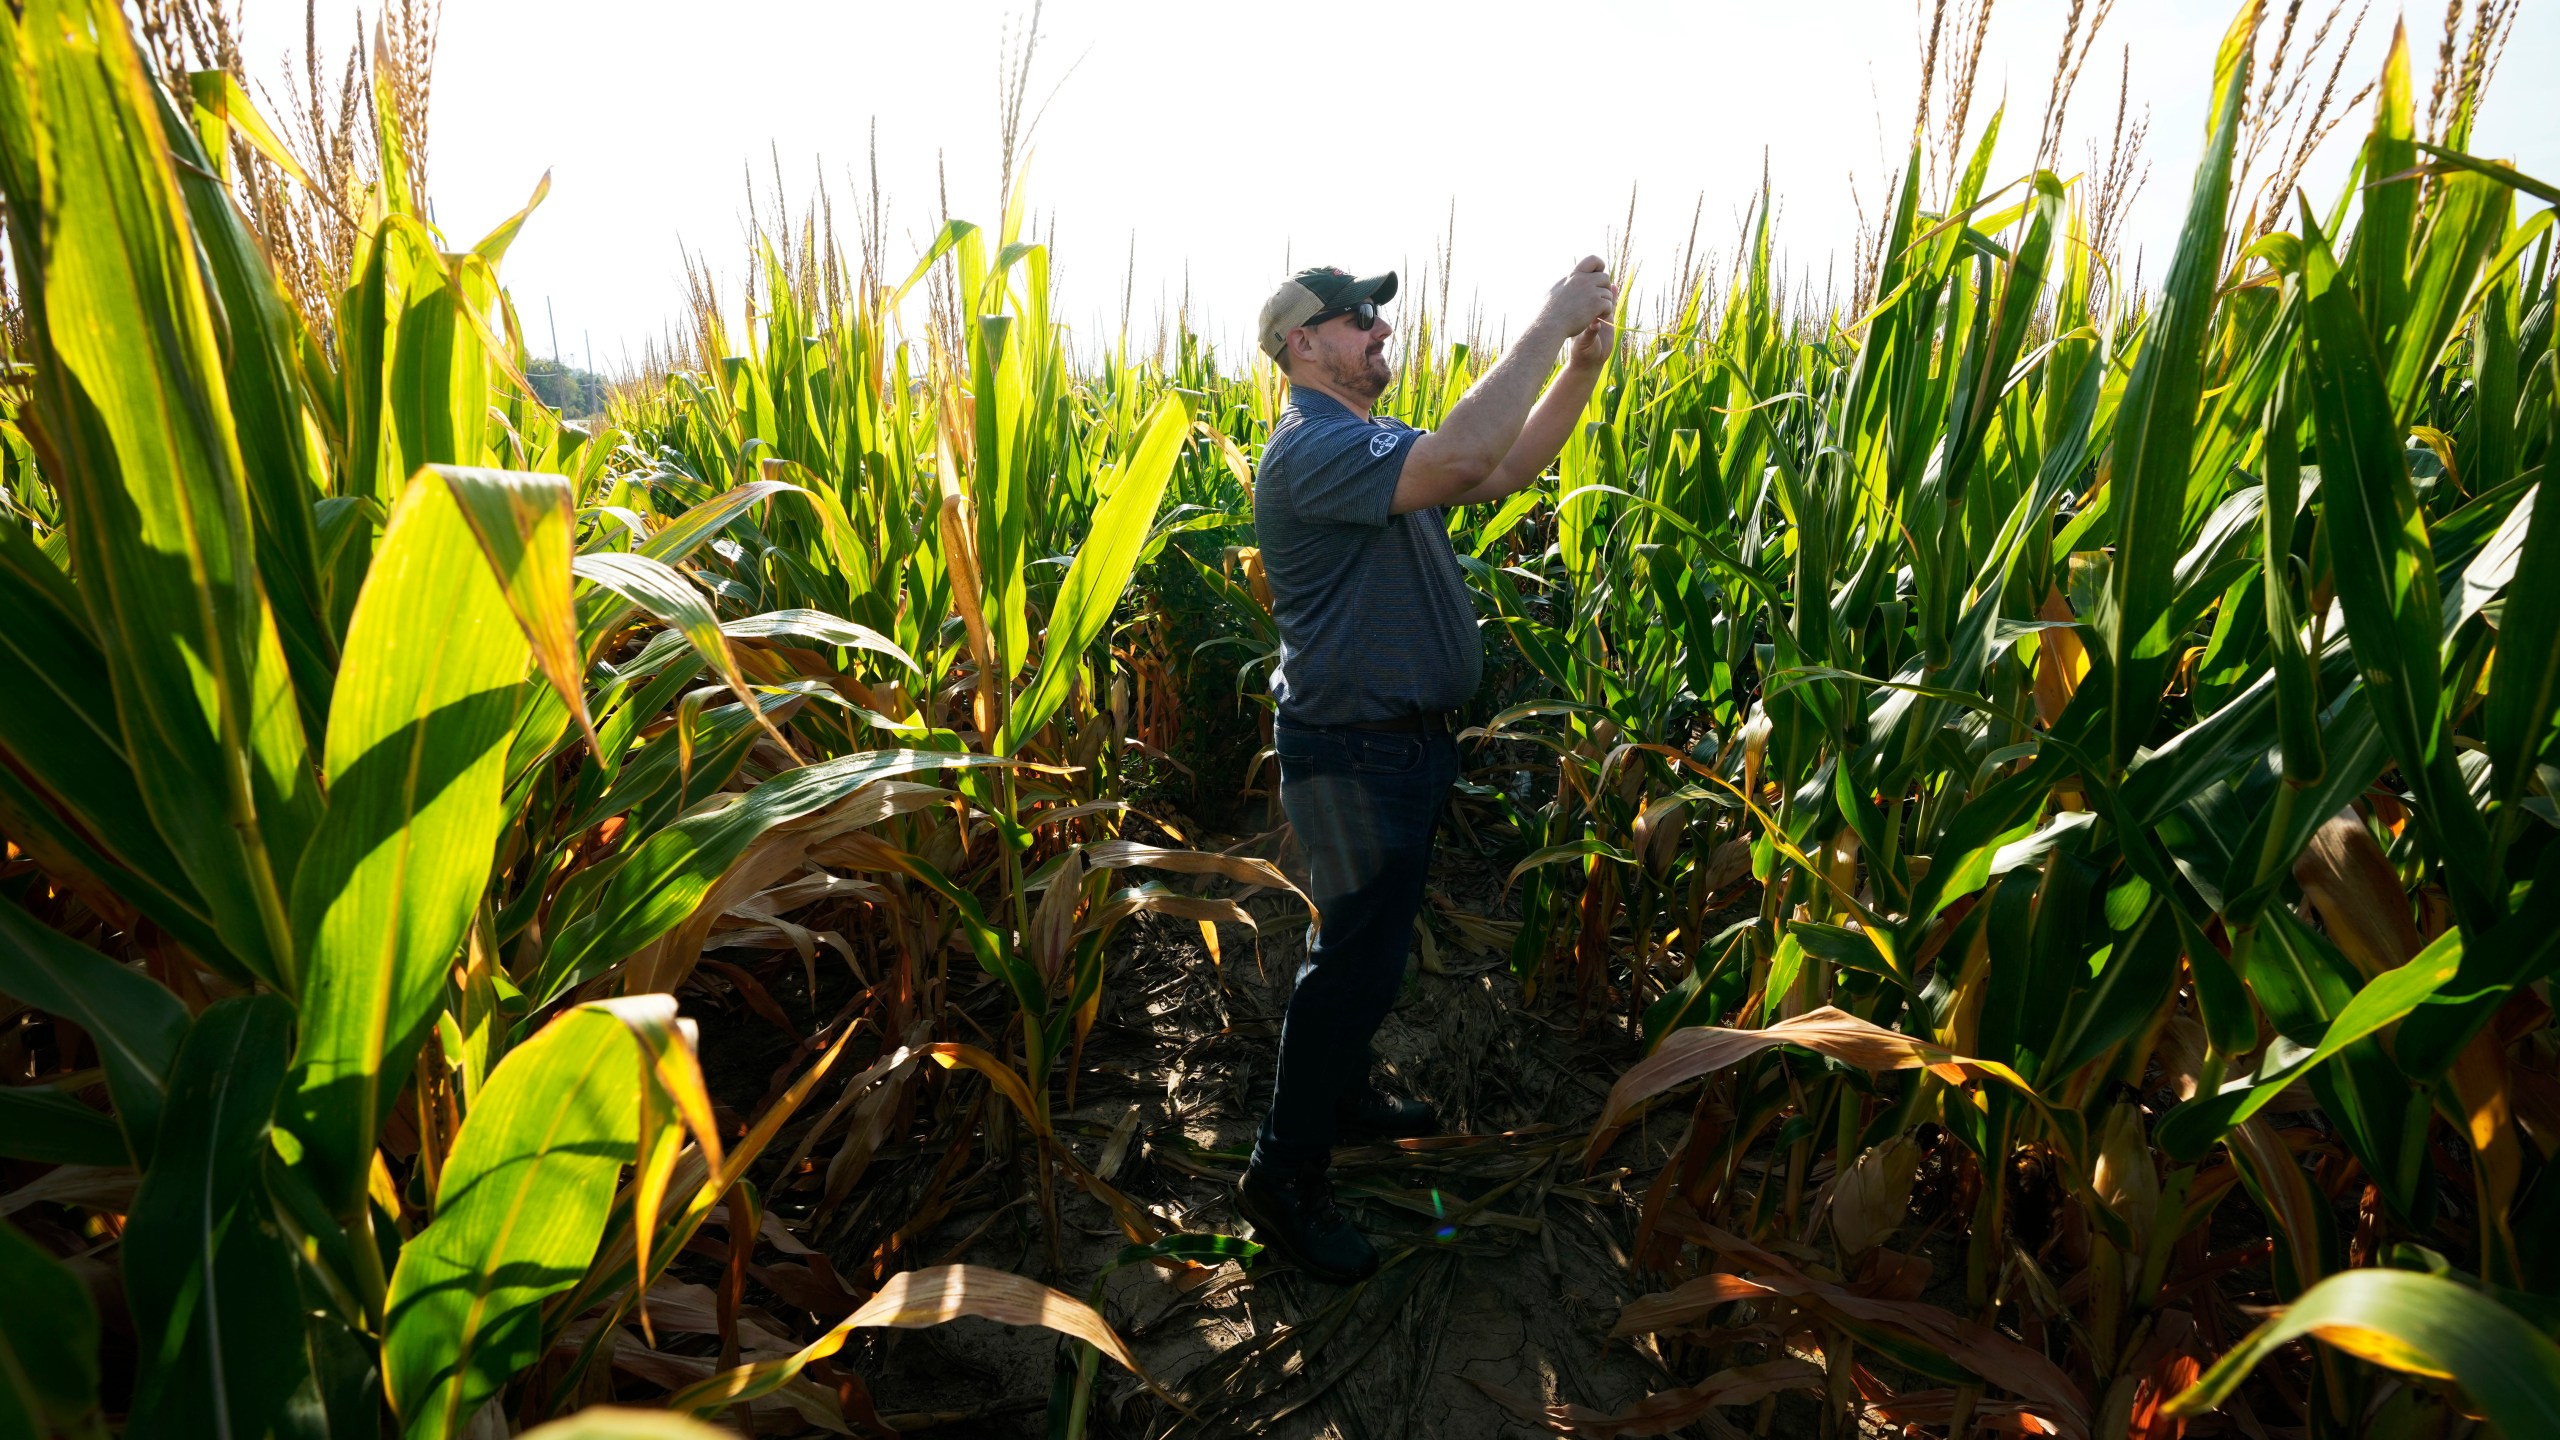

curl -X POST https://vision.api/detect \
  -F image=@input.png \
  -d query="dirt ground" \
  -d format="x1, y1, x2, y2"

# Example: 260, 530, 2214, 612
693, 806, 1717, 1438
885, 825, 1686, 1439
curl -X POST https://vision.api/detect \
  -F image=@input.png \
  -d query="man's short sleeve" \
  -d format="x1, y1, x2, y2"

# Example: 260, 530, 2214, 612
1276, 414, 1421, 528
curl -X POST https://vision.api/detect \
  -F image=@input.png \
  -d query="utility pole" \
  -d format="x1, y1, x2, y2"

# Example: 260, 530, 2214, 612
547, 296, 561, 365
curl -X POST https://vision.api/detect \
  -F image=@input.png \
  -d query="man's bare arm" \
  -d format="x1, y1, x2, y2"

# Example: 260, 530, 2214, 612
1446, 334, 1609, 507
1391, 258, 1616, 514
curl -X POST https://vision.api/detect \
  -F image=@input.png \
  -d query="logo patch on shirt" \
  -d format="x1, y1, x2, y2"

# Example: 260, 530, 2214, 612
1368, 430, 1399, 458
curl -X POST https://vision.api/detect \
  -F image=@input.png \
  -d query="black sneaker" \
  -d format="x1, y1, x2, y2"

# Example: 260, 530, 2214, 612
1336, 1085, 1440, 1141
1237, 1166, 1378, 1284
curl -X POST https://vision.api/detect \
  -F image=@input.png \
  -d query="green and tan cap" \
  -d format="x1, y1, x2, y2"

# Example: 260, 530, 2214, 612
1256, 266, 1398, 359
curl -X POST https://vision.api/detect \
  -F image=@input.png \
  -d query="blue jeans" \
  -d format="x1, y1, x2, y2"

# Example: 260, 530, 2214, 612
1250, 717, 1459, 1175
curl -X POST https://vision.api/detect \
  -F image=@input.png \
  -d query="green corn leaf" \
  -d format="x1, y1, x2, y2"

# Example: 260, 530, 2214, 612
1505, 837, 1640, 892
379, 221, 491, 479
1642, 926, 1753, 1049
2386, 171, 2510, 419
1938, 173, 2062, 509
469, 168, 550, 266
340, 216, 427, 503
556, 689, 792, 843
2122, 639, 2364, 829
2297, 201, 2495, 929
2487, 480, 2558, 832
536, 748, 1016, 1006
963, 310, 1031, 686
2185, 909, 2256, 1061
2351, 25, 2415, 358
2163, 1269, 2560, 1434
0, 0, 317, 987
121, 994, 307, 1440
2158, 928, 2462, 1158
2409, 141, 2560, 207
1973, 867, 2046, 1077
1001, 394, 1189, 752
0, 1217, 104, 1440
288, 468, 547, 1214
637, 479, 802, 565
1901, 756, 2056, 927
2046, 899, 2183, 1083
181, 70, 309, 187
1094, 1233, 1263, 1295
0, 528, 226, 963
2214, 694, 2387, 927
2095, 0, 2254, 770
158, 71, 337, 735
383, 1003, 649, 1440
720, 608, 920, 672
892, 218, 980, 305
2395, 834, 2560, 1077
0, 1087, 127, 1167
1986, 850, 2102, 1083
2259, 372, 2324, 786
573, 551, 771, 729
0, 898, 188, 1166
128, 1228, 306, 1440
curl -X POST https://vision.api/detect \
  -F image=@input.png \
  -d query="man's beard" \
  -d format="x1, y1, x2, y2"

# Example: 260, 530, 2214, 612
1323, 345, 1392, 401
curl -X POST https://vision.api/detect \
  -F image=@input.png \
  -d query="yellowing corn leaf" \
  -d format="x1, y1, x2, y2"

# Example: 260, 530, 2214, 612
1028, 845, 1087, 981
1083, 888, 1255, 937
1589, 1006, 2060, 1165
1083, 839, 1299, 900
2032, 588, 2088, 726
517, 1408, 732, 1440
1831, 1135, 1922, 1254
602, 1342, 851, 1434
1696, 836, 1753, 895
663, 1264, 1165, 1419
436, 465, 594, 750
2293, 809, 2422, 977
1632, 1213, 2090, 1439
925, 1043, 1163, 1242
2092, 1099, 2162, 1240
1632, 797, 1689, 878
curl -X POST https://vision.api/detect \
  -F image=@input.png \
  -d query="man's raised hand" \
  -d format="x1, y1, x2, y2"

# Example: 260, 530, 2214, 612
1542, 255, 1618, 337
1568, 313, 1615, 369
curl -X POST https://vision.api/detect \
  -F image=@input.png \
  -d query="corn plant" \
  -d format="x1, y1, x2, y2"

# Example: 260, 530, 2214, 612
0, 1, 1281, 1434
1472, 5, 2560, 1434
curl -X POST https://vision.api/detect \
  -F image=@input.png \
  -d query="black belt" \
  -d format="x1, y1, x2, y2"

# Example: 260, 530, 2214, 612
1348, 710, 1454, 734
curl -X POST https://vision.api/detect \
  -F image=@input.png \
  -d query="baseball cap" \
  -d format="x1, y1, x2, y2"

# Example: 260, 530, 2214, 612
1256, 266, 1398, 359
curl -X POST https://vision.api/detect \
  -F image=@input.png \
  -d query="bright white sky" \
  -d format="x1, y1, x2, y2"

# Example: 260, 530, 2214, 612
232, 0, 2559, 373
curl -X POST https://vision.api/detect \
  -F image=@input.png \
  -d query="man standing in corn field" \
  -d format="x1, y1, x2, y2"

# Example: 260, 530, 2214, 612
1240, 257, 1619, 1281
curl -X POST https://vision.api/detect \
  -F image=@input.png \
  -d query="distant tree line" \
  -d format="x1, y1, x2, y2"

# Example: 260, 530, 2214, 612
526, 357, 610, 418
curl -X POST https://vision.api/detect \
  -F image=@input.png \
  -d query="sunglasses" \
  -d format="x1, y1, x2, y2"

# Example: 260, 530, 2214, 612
1305, 300, 1380, 331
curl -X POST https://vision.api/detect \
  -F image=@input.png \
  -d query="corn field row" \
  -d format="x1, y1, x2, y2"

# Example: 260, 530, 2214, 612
2, 0, 2557, 1435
